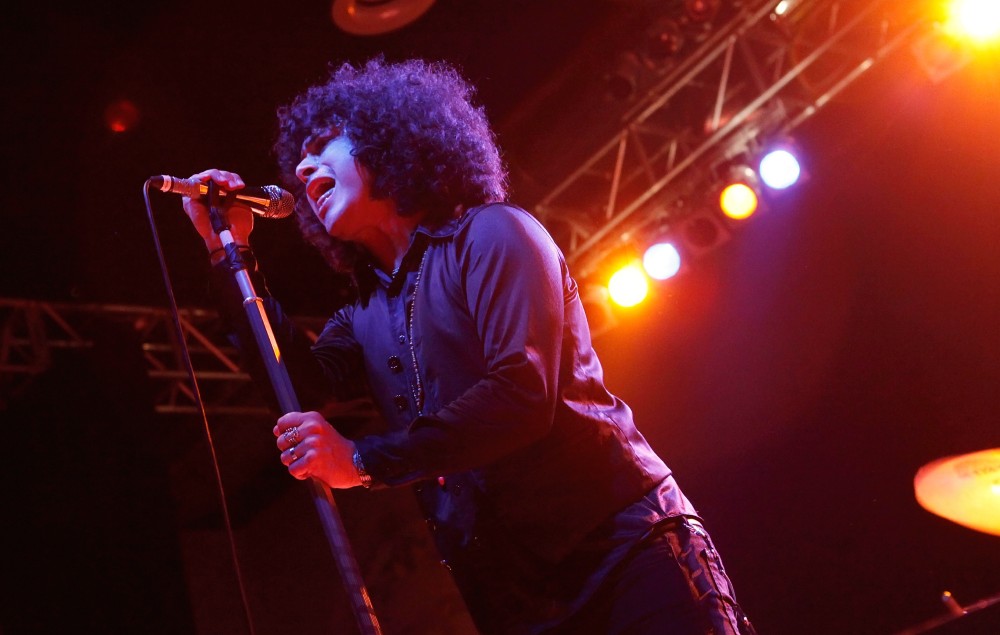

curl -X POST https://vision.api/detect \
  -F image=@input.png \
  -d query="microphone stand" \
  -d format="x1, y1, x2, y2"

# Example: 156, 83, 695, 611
207, 183, 382, 635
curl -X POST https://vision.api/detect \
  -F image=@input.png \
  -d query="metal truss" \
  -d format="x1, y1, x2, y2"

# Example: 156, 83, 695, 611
0, 1, 948, 413
0, 297, 326, 416
534, 0, 934, 281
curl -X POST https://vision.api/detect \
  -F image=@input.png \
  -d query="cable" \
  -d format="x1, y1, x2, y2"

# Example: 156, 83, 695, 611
142, 181, 257, 635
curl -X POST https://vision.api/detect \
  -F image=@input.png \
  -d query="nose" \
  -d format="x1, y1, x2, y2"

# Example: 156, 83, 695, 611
295, 155, 317, 184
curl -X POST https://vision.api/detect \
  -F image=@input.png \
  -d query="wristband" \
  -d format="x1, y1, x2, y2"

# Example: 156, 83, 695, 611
353, 447, 372, 488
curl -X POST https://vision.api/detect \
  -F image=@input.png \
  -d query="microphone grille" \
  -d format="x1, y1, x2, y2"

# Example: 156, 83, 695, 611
262, 185, 296, 219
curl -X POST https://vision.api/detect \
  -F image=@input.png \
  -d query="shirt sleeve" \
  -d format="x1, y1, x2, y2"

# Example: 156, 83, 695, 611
355, 206, 567, 484
209, 250, 370, 430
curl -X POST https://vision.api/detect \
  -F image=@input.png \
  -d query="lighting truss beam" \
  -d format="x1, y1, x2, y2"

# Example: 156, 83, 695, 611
0, 297, 327, 416
534, 0, 931, 281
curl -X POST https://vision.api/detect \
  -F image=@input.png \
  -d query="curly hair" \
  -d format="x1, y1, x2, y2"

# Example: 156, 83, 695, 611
273, 58, 508, 274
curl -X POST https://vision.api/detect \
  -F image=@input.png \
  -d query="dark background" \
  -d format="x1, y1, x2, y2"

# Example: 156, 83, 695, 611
2, 1, 998, 634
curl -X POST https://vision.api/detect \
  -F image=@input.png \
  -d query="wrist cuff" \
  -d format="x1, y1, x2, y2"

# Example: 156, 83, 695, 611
353, 447, 372, 489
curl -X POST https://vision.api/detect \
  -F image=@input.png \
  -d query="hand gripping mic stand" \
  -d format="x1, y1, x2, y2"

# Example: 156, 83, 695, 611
207, 183, 382, 635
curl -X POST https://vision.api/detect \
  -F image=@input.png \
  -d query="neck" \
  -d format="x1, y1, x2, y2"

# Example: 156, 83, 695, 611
364, 211, 423, 273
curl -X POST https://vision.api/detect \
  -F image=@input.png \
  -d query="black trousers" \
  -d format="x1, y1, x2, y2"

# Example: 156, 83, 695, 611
545, 517, 756, 635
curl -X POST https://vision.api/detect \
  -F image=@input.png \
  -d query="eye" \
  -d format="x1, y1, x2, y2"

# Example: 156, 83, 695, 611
301, 132, 329, 158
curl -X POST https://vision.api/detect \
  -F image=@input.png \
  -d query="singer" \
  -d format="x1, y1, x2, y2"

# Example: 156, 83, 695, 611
181, 58, 755, 635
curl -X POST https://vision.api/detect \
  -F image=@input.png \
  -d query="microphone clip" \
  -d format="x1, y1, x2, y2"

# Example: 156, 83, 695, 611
207, 180, 234, 235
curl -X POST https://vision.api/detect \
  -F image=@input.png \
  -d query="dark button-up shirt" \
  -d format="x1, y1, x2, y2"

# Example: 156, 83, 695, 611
215, 203, 694, 633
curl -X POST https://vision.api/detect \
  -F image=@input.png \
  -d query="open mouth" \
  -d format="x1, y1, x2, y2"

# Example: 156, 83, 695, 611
308, 177, 336, 209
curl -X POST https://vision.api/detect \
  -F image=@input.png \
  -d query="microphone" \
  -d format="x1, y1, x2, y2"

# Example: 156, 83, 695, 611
149, 175, 295, 219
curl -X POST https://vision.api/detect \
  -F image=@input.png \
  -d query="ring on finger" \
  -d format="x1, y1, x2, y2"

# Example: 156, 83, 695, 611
283, 426, 300, 446
288, 446, 298, 462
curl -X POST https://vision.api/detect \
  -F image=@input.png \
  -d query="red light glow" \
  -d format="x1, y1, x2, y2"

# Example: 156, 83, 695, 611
104, 99, 140, 133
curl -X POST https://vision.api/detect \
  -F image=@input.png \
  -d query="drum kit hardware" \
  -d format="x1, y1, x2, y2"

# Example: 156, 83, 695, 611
893, 448, 1000, 634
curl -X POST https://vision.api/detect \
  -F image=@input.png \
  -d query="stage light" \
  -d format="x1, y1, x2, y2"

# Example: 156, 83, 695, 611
679, 212, 731, 256
642, 18, 685, 70
911, 25, 975, 83
643, 242, 682, 280
719, 183, 758, 220
718, 164, 760, 220
947, 0, 1000, 44
759, 149, 801, 190
605, 52, 643, 101
771, 0, 804, 19
104, 99, 140, 133
608, 264, 649, 307
684, 0, 720, 23
332, 0, 436, 36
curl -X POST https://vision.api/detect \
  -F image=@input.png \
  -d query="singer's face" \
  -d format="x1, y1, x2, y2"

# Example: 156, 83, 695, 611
296, 132, 395, 244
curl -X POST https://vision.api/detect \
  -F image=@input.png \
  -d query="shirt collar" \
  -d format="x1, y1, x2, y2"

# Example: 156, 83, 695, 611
355, 203, 498, 300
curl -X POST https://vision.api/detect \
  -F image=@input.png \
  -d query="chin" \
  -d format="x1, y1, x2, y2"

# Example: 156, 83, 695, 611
325, 221, 348, 239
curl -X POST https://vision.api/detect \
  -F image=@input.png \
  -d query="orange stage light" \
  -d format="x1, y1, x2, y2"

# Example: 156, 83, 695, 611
607, 264, 649, 308
719, 182, 758, 220
947, 0, 1000, 44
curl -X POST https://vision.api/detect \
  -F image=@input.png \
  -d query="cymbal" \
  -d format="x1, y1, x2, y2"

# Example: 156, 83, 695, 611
914, 448, 1000, 536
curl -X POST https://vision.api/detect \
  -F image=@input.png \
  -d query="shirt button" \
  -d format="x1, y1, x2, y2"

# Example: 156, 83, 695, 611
398, 334, 406, 344
387, 356, 403, 373
393, 395, 409, 412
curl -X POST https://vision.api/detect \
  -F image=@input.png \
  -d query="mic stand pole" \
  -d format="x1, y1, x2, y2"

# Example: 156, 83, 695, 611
207, 183, 382, 635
